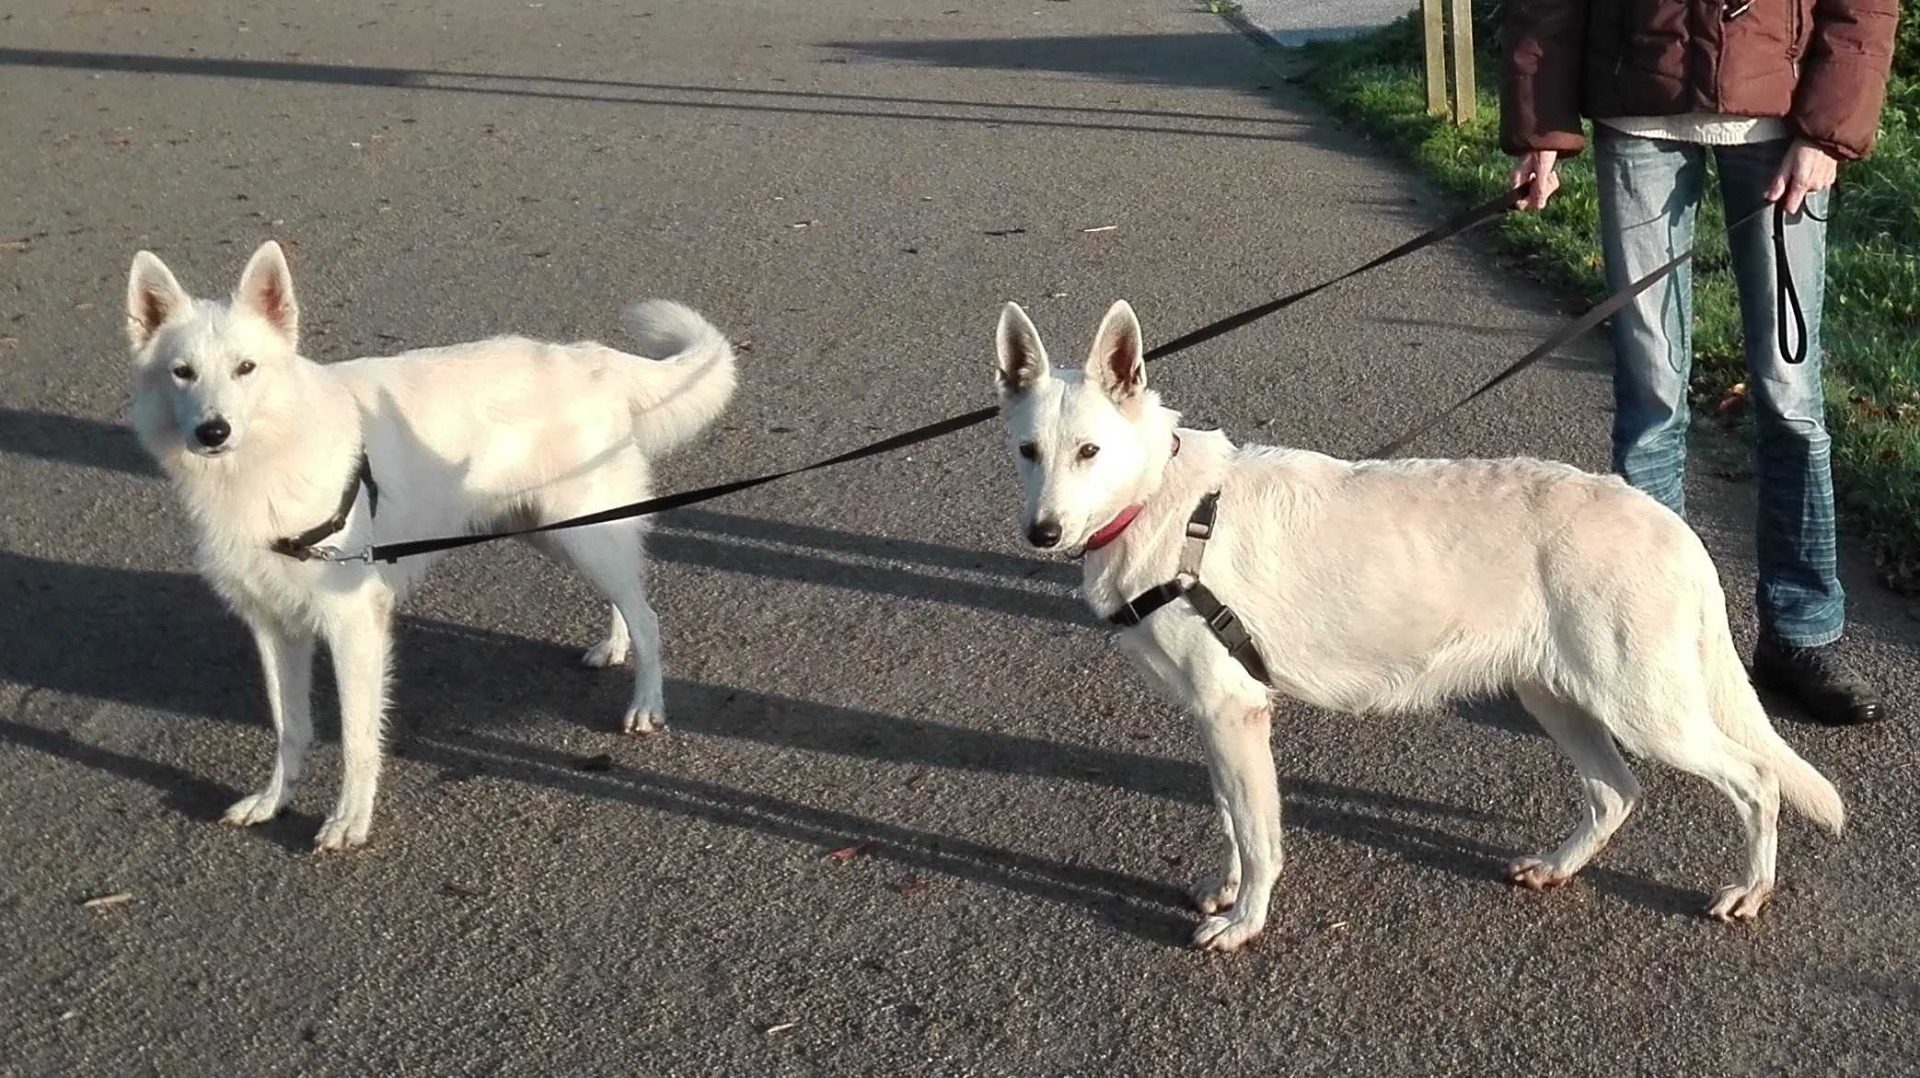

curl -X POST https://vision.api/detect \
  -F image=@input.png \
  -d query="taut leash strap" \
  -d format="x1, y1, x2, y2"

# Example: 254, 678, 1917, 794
1142, 185, 1522, 364
1367, 199, 1791, 458
345, 187, 1528, 564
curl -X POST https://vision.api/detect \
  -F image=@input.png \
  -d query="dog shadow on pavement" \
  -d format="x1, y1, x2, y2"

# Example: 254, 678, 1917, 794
651, 508, 1088, 626
0, 544, 1706, 938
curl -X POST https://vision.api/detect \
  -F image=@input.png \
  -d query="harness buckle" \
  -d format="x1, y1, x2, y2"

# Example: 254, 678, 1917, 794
309, 545, 375, 565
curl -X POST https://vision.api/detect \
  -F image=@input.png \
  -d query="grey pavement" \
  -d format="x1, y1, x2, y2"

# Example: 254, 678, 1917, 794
2, 1, 1916, 1073
1238, 0, 1413, 45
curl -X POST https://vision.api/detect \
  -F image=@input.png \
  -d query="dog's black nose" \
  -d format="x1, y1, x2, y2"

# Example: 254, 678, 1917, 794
1026, 519, 1063, 549
194, 418, 231, 448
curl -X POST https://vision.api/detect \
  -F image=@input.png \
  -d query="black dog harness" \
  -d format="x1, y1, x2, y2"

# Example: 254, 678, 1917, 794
1104, 492, 1271, 686
271, 452, 379, 561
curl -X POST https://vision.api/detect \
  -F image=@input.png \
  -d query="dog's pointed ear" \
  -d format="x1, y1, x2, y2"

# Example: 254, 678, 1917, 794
1085, 300, 1144, 404
126, 251, 191, 353
235, 240, 299, 347
996, 301, 1050, 398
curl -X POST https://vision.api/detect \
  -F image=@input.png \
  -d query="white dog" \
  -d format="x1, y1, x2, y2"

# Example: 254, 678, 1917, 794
992, 299, 1844, 952
127, 241, 736, 850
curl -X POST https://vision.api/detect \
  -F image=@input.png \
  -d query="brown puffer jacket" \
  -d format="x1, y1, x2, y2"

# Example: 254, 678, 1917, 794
1502, 0, 1901, 160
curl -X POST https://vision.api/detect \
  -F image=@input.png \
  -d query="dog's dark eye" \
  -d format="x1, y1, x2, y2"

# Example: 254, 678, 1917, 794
234, 360, 256, 377
1018, 442, 1038, 461
171, 365, 195, 381
1078, 443, 1100, 460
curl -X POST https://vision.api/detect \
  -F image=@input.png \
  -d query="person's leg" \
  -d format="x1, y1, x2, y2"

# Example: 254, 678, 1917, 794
1716, 139, 1881, 724
1594, 128, 1707, 515
1717, 141, 1843, 645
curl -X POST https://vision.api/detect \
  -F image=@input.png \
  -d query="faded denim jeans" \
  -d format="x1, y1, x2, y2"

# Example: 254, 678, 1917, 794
1594, 127, 1844, 647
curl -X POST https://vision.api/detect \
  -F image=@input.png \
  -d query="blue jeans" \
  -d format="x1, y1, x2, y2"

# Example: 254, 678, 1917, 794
1593, 127, 1844, 648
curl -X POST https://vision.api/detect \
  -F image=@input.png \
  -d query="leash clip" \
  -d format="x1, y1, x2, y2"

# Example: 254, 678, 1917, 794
309, 544, 375, 565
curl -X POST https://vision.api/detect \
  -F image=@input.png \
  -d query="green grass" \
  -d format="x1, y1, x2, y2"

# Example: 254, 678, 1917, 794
1303, 16, 1920, 587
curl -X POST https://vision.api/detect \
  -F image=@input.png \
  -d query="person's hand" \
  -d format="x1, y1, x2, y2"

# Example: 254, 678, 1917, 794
1766, 139, 1839, 216
1510, 150, 1560, 211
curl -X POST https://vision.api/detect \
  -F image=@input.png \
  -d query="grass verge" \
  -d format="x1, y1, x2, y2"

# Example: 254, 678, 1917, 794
1299, 15, 1920, 588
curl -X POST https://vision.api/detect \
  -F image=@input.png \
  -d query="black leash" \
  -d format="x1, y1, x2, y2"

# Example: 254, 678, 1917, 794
359, 407, 999, 563
1141, 184, 1524, 362
1368, 199, 1801, 458
326, 186, 1524, 565
313, 191, 1812, 564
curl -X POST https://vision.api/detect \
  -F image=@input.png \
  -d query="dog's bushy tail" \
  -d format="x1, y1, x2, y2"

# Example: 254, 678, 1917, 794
1703, 609, 1846, 834
618, 300, 738, 457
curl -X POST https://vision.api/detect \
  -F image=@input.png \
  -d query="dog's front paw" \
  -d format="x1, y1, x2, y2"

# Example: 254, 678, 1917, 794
1707, 882, 1773, 923
1188, 875, 1240, 915
622, 708, 666, 736
221, 790, 286, 828
1192, 911, 1265, 953
313, 812, 371, 852
1504, 855, 1573, 892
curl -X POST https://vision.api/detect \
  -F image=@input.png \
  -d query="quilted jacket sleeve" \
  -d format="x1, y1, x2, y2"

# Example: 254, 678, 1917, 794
1792, 0, 1901, 159
1501, 0, 1591, 156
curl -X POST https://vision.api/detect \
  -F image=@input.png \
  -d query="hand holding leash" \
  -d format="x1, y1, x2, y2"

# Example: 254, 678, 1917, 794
1510, 151, 1560, 212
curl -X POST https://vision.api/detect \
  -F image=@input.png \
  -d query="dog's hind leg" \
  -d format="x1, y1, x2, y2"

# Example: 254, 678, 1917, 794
223, 617, 315, 828
315, 589, 394, 852
1506, 684, 1642, 891
1635, 728, 1781, 921
538, 524, 665, 736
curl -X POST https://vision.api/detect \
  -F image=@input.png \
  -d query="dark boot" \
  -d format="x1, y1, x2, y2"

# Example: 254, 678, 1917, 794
1751, 638, 1886, 726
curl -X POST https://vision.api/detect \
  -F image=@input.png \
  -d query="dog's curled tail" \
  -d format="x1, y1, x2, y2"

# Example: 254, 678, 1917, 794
1705, 623, 1846, 835
619, 299, 738, 457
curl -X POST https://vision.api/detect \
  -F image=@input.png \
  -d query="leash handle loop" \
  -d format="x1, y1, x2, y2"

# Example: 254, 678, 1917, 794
1773, 199, 1822, 366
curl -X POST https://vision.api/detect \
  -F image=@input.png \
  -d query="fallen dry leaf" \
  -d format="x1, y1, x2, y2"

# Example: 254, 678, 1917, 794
764, 1022, 797, 1035
825, 839, 879, 862
1080, 225, 1118, 234
81, 892, 132, 911
892, 876, 931, 897
1716, 383, 1748, 414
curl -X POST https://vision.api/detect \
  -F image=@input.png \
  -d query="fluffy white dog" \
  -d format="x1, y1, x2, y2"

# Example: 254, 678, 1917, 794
992, 299, 1843, 951
127, 241, 735, 849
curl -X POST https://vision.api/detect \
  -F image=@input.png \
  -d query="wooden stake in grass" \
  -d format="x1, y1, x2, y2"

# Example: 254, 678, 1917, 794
1423, 0, 1447, 118
1423, 0, 1476, 125
1448, 0, 1477, 125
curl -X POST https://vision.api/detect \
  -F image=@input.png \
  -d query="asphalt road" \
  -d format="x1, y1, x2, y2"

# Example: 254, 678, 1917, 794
3, 1, 1916, 1073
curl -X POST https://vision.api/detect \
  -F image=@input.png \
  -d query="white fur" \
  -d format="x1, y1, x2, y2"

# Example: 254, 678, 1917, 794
993, 300, 1844, 952
128, 242, 736, 850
